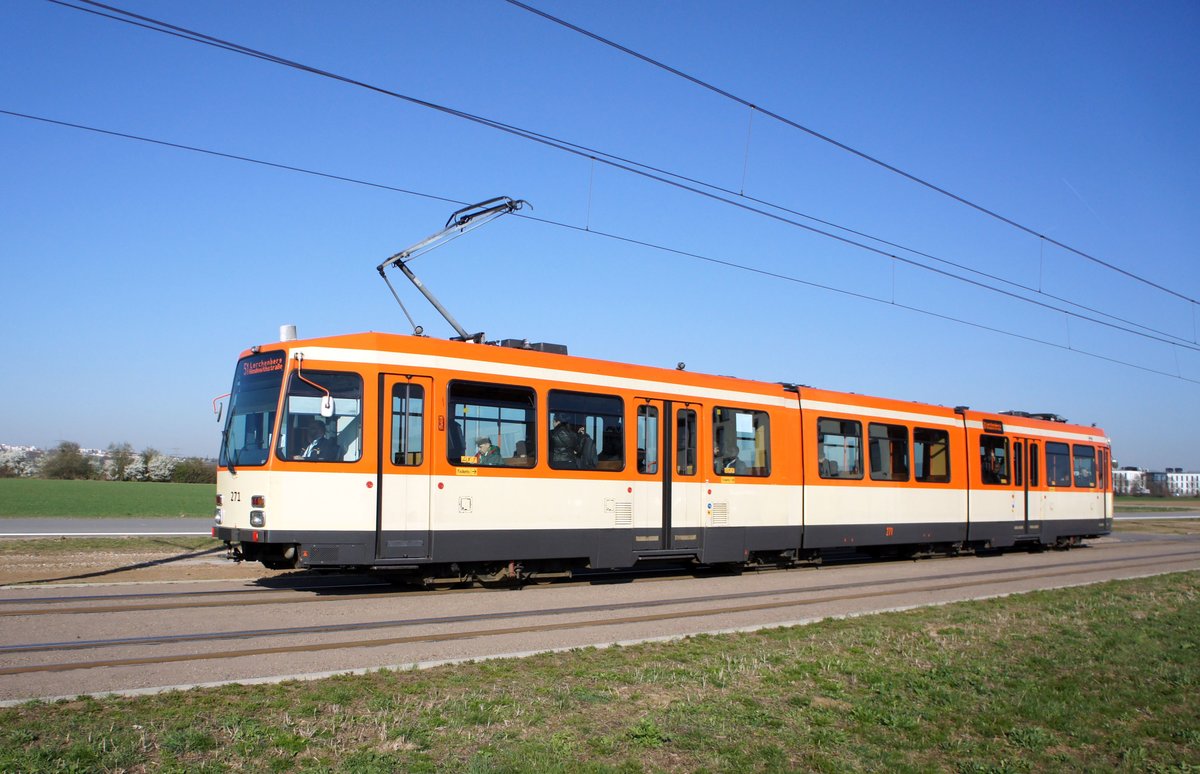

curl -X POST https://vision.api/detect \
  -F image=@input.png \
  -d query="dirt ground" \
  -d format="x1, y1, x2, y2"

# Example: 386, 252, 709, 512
0, 545, 289, 586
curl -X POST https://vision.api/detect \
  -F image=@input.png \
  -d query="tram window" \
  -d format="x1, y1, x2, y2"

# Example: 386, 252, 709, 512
548, 390, 623, 471
979, 434, 1009, 485
448, 381, 536, 468
221, 352, 285, 468
869, 423, 909, 481
1029, 443, 1039, 487
1098, 448, 1108, 489
677, 408, 697, 476
817, 418, 862, 479
637, 405, 658, 475
1046, 442, 1072, 487
713, 407, 770, 477
276, 370, 363, 463
1073, 445, 1096, 488
390, 382, 424, 466
1014, 442, 1024, 487
913, 427, 950, 483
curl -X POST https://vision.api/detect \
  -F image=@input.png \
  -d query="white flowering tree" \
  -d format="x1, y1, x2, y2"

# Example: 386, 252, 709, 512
147, 454, 177, 482
0, 448, 38, 478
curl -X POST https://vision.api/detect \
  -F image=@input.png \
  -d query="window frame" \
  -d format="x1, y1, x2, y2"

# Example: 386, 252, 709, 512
712, 406, 771, 477
275, 369, 364, 464
979, 434, 1010, 486
912, 426, 951, 483
390, 381, 425, 467
547, 389, 625, 472
868, 422, 910, 482
446, 380, 537, 469
817, 417, 863, 480
1046, 441, 1072, 487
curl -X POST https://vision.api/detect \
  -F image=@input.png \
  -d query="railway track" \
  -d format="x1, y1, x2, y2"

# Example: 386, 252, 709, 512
2, 547, 1198, 680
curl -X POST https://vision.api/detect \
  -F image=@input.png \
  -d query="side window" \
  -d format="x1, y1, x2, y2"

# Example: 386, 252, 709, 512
549, 391, 623, 471
913, 427, 950, 483
637, 405, 658, 475
979, 434, 1009, 485
869, 423, 909, 481
447, 381, 536, 468
276, 370, 363, 463
1046, 442, 1072, 487
1014, 441, 1024, 487
713, 407, 770, 477
1073, 445, 1096, 488
817, 418, 862, 479
1030, 443, 1040, 487
677, 409, 697, 476
390, 382, 424, 466
1098, 448, 1108, 489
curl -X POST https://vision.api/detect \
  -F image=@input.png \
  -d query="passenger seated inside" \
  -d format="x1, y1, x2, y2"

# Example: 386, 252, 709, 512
717, 441, 746, 475
475, 436, 502, 466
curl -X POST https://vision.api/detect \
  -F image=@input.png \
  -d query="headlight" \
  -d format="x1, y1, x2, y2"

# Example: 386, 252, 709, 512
250, 510, 265, 528
214, 508, 223, 525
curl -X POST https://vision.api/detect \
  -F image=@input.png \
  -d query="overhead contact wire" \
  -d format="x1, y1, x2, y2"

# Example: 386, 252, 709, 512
502, 0, 1199, 310
47, 0, 1195, 349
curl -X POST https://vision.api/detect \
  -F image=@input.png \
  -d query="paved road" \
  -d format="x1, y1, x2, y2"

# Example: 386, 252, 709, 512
0, 532, 1196, 704
0, 517, 212, 537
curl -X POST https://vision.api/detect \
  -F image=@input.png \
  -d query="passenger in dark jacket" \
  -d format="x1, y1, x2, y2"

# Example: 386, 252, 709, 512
550, 416, 580, 468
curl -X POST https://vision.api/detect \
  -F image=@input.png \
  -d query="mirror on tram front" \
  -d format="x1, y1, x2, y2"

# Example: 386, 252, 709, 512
320, 394, 334, 418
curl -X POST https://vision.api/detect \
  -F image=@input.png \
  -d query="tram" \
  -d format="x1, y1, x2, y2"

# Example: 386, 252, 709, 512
212, 329, 1112, 582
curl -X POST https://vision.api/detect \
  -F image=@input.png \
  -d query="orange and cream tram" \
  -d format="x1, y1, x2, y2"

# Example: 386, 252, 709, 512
213, 330, 1112, 582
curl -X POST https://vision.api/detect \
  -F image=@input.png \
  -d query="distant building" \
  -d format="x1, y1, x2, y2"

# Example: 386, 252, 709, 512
1151, 468, 1200, 497
1112, 467, 1148, 496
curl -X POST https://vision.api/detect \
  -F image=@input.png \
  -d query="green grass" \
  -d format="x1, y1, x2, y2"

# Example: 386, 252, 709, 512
2, 571, 1197, 772
0, 479, 213, 518
1115, 495, 1200, 512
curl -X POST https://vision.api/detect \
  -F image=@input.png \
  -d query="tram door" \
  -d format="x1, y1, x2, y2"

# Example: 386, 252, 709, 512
377, 375, 433, 560
1012, 437, 1043, 537
633, 400, 702, 552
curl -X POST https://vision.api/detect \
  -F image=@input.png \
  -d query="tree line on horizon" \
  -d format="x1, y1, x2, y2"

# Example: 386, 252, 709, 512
0, 442, 216, 484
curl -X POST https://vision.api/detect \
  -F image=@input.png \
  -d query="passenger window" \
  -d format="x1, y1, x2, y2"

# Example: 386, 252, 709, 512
1073, 445, 1096, 488
817, 418, 862, 479
1014, 441, 1024, 487
447, 381, 536, 468
1046, 442, 1072, 487
913, 427, 950, 483
390, 382, 424, 466
713, 407, 770, 476
676, 409, 697, 476
979, 434, 1009, 485
869, 423, 909, 481
637, 405, 658, 475
1030, 443, 1040, 487
276, 370, 363, 463
549, 390, 623, 471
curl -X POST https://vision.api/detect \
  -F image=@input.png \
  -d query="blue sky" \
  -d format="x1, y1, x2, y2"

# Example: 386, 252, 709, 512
1, 0, 1197, 467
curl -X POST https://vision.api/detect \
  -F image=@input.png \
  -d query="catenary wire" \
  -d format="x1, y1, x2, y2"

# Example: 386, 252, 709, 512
4, 102, 1193, 356
45, 0, 1198, 349
3, 107, 1196, 386
502, 0, 1200, 311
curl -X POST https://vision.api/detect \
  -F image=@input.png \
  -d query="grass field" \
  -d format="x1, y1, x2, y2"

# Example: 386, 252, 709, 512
0, 479, 213, 518
2, 571, 1197, 772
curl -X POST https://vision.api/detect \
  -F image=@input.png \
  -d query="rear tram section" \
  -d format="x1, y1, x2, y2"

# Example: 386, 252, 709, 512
213, 332, 1112, 582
